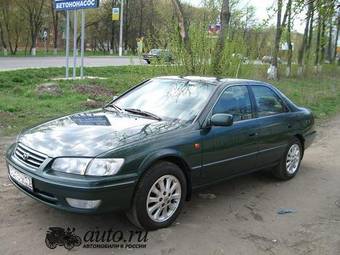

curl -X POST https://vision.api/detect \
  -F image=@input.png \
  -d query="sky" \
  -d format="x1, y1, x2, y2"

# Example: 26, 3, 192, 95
183, 0, 306, 33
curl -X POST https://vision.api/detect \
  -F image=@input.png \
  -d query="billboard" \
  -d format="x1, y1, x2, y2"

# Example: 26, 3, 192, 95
54, 0, 100, 11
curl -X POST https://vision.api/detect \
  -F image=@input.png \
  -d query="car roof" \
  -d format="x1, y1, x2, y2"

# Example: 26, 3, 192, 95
154, 76, 265, 87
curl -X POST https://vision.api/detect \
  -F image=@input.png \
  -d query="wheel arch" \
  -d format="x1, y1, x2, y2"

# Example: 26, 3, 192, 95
137, 150, 192, 201
294, 133, 305, 158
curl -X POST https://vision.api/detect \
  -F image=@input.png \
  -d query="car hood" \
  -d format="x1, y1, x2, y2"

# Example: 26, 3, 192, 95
18, 109, 186, 158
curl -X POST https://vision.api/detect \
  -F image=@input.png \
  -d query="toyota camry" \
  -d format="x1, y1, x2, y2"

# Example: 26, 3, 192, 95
6, 76, 316, 230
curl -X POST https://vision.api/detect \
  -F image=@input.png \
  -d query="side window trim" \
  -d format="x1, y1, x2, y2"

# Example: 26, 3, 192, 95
249, 84, 290, 118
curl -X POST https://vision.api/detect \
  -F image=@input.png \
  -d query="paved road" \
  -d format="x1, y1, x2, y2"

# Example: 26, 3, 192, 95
0, 56, 146, 71
1, 116, 340, 255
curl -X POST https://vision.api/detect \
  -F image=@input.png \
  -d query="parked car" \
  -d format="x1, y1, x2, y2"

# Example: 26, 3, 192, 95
143, 49, 173, 64
6, 76, 316, 230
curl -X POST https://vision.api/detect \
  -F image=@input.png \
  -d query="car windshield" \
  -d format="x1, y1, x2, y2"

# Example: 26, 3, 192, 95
114, 79, 215, 122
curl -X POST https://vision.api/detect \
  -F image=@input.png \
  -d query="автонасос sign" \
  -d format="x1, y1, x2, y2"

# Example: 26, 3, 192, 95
54, 0, 99, 11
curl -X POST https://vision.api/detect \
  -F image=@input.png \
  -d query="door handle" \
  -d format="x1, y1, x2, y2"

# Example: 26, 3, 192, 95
249, 132, 258, 137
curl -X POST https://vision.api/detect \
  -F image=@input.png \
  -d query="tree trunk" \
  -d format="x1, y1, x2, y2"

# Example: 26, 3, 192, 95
268, 0, 282, 80
314, 11, 322, 72
212, 0, 231, 75
171, 0, 194, 73
139, 0, 143, 37
0, 22, 7, 56
124, 0, 129, 52
297, 1, 313, 76
286, 0, 292, 77
328, 16, 333, 63
306, 1, 314, 64
320, 18, 326, 64
334, 15, 340, 65
51, 1, 59, 55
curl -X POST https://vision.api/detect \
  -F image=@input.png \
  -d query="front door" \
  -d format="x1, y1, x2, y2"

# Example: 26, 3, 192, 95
201, 85, 259, 184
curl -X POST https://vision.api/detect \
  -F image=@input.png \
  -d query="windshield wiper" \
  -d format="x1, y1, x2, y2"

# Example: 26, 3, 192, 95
124, 108, 162, 121
104, 104, 123, 112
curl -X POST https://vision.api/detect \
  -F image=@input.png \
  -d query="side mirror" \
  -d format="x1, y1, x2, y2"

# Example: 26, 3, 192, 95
210, 114, 234, 127
112, 96, 118, 101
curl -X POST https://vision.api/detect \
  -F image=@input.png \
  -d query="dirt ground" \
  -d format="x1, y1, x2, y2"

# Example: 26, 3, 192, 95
1, 115, 340, 255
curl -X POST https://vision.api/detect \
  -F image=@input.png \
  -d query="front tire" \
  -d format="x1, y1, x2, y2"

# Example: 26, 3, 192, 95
272, 138, 303, 180
127, 161, 187, 230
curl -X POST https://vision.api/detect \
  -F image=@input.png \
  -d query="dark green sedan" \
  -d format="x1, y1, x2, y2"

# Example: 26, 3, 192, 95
6, 76, 316, 230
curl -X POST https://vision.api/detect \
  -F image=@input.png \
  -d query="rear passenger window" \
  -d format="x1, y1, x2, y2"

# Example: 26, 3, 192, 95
251, 86, 287, 117
213, 86, 252, 121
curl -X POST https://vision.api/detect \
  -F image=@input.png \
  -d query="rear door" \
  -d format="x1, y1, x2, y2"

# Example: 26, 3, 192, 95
200, 85, 259, 184
249, 84, 292, 168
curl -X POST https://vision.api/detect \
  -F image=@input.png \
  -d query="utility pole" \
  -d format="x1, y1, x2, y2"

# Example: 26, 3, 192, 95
65, 11, 70, 78
80, 9, 85, 79
119, 0, 124, 56
73, 10, 78, 80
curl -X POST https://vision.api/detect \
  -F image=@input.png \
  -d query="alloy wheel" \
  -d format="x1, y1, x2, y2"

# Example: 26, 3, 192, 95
146, 175, 182, 223
286, 144, 301, 174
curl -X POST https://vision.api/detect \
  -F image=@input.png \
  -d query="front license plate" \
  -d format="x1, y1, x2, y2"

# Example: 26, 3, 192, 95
8, 165, 33, 191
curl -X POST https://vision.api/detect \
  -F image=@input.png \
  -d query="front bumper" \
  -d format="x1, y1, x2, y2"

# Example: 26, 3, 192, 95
5, 144, 137, 214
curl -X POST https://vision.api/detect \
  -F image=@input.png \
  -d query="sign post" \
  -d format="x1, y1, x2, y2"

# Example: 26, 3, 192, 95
80, 9, 85, 79
73, 10, 78, 79
119, 0, 124, 57
54, 0, 100, 79
65, 11, 70, 78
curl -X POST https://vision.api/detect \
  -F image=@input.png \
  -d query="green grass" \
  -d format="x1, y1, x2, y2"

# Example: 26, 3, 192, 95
0, 64, 339, 136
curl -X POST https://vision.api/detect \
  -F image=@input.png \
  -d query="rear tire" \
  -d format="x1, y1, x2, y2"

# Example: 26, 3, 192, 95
272, 138, 303, 180
126, 161, 187, 230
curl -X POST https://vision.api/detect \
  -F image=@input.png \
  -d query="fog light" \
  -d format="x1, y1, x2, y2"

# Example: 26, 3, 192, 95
66, 198, 101, 209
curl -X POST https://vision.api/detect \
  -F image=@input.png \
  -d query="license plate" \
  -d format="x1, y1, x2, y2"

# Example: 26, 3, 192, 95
8, 165, 33, 191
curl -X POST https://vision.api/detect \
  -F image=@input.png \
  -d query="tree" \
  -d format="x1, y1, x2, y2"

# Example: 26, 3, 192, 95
50, 0, 59, 55
334, 12, 340, 64
297, 0, 313, 76
0, 0, 24, 55
171, 0, 193, 72
19, 0, 45, 56
268, 0, 282, 80
212, 0, 231, 75
286, 0, 293, 77
0, 21, 7, 55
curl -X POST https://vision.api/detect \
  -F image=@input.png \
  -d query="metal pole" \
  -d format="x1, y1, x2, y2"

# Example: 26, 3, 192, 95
119, 0, 124, 57
80, 9, 85, 79
65, 11, 70, 79
73, 10, 78, 80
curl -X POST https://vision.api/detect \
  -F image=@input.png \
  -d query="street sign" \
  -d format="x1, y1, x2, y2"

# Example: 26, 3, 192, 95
54, 0, 99, 11
112, 8, 120, 21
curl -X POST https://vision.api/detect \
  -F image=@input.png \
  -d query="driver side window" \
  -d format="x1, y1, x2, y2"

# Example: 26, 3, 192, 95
212, 86, 252, 122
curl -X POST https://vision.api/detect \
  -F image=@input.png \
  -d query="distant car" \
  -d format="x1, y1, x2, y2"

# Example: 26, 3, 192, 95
6, 77, 316, 230
143, 49, 173, 64
262, 56, 282, 64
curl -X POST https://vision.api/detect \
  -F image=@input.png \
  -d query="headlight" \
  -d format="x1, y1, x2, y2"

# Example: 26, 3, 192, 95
51, 158, 124, 176
86, 159, 124, 176
52, 158, 92, 175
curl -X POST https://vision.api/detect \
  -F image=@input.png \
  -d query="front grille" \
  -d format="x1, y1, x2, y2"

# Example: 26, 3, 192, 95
14, 143, 47, 169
